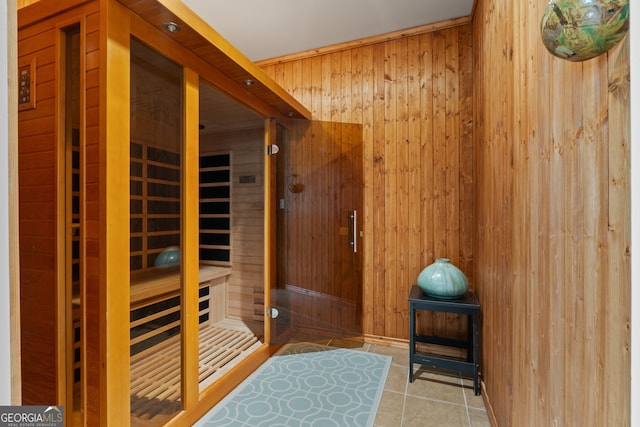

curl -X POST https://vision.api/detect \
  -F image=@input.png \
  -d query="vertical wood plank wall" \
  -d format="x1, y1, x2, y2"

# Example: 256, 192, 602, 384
17, 12, 58, 405
17, 4, 103, 418
260, 26, 474, 344
200, 129, 265, 325
473, 0, 630, 425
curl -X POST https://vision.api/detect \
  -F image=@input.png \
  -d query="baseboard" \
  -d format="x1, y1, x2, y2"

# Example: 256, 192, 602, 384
481, 380, 499, 426
363, 334, 409, 349
364, 334, 467, 359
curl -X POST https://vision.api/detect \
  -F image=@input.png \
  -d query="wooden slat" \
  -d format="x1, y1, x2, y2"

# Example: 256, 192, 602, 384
130, 325, 258, 420
604, 35, 631, 426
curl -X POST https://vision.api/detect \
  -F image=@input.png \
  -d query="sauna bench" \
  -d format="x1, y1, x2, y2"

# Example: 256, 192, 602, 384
129, 264, 231, 308
71, 265, 231, 307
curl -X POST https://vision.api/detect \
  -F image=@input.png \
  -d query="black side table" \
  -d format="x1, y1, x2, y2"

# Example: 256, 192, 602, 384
408, 285, 481, 395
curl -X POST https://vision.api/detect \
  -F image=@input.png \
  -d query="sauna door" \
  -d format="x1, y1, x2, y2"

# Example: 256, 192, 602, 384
270, 119, 363, 344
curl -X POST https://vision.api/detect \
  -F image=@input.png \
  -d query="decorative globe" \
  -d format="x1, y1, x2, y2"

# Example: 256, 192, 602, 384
417, 258, 469, 299
154, 246, 180, 267
540, 0, 629, 62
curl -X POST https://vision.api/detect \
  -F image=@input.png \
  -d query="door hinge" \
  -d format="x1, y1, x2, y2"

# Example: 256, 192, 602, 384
267, 306, 279, 319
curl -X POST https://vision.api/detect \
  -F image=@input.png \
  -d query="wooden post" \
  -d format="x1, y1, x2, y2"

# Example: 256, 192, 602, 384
182, 66, 200, 410
102, 0, 130, 424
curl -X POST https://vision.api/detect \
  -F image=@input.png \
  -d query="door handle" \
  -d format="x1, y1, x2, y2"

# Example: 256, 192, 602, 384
348, 210, 357, 253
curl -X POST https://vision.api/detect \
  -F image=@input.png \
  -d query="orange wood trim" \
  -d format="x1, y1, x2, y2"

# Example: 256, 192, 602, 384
480, 381, 498, 427
102, 0, 131, 424
181, 66, 200, 411
255, 16, 472, 66
53, 12, 86, 413
363, 334, 409, 350
470, 0, 479, 22
18, 0, 94, 30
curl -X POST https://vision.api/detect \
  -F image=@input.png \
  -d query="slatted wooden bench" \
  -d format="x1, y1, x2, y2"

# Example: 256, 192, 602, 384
126, 265, 259, 420
73, 265, 261, 421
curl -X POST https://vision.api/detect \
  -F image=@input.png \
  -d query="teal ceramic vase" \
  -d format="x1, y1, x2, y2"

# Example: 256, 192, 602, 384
417, 258, 469, 299
154, 246, 180, 267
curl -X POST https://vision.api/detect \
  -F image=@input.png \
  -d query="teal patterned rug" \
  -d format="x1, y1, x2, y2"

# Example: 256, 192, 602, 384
194, 343, 391, 427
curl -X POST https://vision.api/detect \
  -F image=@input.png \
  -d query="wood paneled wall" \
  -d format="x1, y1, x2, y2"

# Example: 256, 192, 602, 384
473, 0, 630, 425
18, 3, 103, 420
200, 129, 265, 326
259, 25, 474, 342
18, 9, 63, 405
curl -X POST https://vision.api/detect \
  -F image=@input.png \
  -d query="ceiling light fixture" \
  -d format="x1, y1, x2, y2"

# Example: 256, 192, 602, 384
243, 79, 254, 87
164, 22, 181, 33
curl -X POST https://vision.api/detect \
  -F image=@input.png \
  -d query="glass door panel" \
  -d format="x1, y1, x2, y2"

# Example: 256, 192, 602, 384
197, 80, 265, 393
129, 38, 183, 426
271, 119, 363, 345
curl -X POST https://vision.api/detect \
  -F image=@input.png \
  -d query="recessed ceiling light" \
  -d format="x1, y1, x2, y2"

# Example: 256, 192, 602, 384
164, 22, 181, 33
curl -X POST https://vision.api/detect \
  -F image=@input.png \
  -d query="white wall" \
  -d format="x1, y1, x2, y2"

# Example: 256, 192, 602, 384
631, 1, 639, 425
0, 0, 13, 405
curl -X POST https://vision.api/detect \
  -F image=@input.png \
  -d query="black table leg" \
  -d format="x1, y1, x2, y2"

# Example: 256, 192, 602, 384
409, 304, 415, 383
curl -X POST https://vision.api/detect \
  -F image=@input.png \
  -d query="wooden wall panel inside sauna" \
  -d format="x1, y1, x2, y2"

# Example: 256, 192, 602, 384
200, 128, 265, 332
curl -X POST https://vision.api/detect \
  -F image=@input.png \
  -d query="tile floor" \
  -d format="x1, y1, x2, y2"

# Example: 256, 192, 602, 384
361, 343, 491, 427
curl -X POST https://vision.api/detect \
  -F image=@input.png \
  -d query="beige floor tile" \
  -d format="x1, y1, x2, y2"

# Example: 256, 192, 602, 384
373, 342, 490, 426
468, 408, 492, 426
369, 344, 410, 367
383, 364, 409, 393
374, 390, 404, 427
403, 395, 469, 427
407, 368, 466, 406
462, 378, 486, 411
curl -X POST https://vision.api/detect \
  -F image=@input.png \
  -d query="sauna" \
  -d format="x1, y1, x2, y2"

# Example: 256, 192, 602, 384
17, 0, 363, 425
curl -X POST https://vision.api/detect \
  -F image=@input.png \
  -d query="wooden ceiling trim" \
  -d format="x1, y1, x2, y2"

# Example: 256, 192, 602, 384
255, 15, 473, 66
119, 0, 311, 120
